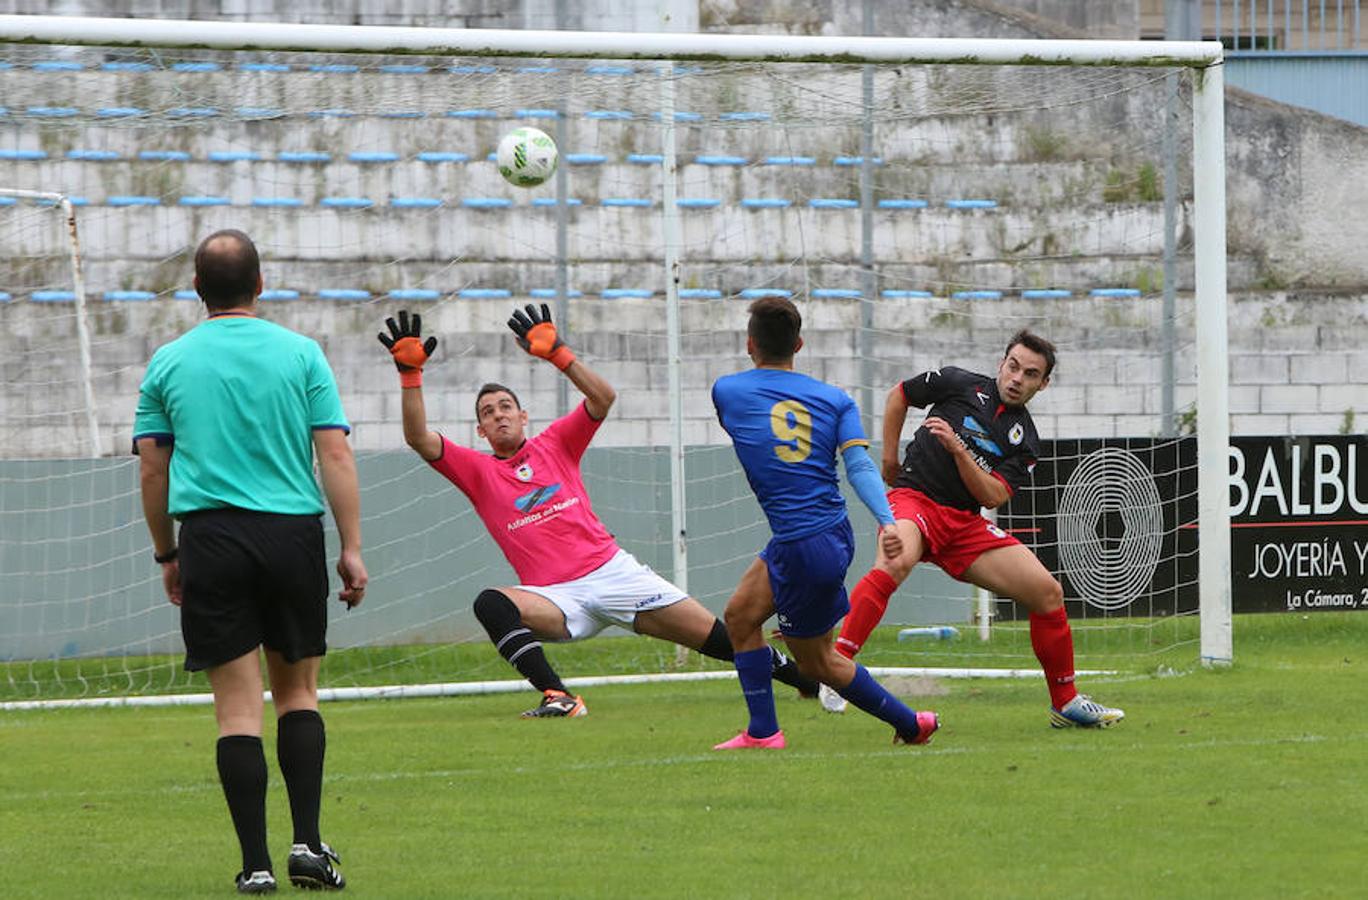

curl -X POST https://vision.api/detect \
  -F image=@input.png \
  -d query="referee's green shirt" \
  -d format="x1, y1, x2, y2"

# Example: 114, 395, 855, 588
132, 314, 350, 517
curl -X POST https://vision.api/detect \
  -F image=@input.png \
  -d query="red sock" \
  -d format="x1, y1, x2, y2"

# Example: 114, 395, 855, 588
1029, 607, 1078, 709
835, 569, 898, 659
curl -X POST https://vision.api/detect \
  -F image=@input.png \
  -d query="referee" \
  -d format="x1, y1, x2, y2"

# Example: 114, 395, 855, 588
135, 229, 367, 894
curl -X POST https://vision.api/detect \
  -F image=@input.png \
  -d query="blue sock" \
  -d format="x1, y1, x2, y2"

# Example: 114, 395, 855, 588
734, 647, 779, 738
839, 664, 923, 738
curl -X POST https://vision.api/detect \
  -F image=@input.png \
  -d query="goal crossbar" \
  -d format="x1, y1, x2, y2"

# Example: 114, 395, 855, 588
0, 14, 1223, 68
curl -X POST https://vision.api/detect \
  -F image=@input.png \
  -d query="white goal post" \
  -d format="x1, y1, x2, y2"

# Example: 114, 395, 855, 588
0, 15, 1233, 698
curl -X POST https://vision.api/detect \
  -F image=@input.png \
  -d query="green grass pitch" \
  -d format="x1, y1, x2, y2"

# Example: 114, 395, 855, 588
2, 613, 1365, 898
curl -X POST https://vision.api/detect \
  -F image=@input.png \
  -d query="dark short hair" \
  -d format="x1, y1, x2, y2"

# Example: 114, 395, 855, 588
747, 296, 802, 363
475, 383, 521, 418
1005, 329, 1057, 378
194, 229, 260, 311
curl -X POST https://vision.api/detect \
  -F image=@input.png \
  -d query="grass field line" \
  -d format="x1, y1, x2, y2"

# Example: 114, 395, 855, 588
2, 729, 1344, 805
0, 665, 1119, 711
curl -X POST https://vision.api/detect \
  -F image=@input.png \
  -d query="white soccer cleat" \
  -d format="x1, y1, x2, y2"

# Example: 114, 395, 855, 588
818, 683, 848, 714
1050, 693, 1125, 729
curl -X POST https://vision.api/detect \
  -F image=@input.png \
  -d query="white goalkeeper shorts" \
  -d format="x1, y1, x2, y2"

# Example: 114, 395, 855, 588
520, 549, 689, 640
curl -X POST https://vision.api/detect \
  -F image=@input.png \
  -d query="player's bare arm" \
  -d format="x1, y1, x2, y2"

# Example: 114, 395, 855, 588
881, 383, 910, 484
136, 437, 182, 606
314, 428, 369, 608
378, 310, 442, 460
508, 303, 616, 420
923, 416, 1011, 509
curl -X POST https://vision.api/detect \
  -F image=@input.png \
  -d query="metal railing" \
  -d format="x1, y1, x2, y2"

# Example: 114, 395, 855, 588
1213, 0, 1363, 52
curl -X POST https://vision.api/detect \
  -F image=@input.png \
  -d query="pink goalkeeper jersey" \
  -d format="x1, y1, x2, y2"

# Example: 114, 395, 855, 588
428, 401, 620, 586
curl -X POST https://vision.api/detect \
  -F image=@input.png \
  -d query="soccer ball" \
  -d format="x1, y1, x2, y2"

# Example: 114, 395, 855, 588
497, 127, 559, 188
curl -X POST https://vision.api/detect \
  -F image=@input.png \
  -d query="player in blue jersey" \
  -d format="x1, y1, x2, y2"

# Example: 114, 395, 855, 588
710, 296, 940, 749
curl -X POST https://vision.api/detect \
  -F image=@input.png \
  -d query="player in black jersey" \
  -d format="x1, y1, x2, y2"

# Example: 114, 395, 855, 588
827, 330, 1124, 728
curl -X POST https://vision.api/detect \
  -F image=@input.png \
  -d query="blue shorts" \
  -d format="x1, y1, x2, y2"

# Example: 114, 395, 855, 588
760, 517, 855, 638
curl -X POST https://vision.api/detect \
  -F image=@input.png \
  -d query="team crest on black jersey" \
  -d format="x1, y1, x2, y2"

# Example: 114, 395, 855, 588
514, 462, 534, 482
961, 416, 1003, 456
1009, 423, 1025, 445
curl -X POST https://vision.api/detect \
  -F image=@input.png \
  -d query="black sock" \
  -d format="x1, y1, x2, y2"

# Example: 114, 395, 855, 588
474, 589, 566, 693
277, 709, 325, 853
216, 735, 271, 875
697, 619, 820, 696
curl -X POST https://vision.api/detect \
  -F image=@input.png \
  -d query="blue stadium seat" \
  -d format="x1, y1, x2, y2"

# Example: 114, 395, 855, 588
26, 106, 78, 117
320, 197, 373, 208
349, 152, 400, 163
695, 155, 747, 166
417, 152, 470, 163
98, 107, 146, 118
952, 290, 1003, 299
33, 61, 83, 72
173, 62, 221, 72
720, 112, 770, 122
530, 288, 584, 299
879, 199, 929, 210
103, 290, 156, 301
0, 197, 16, 206
380, 64, 429, 74
833, 156, 883, 166
174, 290, 199, 300
586, 65, 633, 76
448, 64, 497, 75
627, 154, 663, 164
531, 198, 583, 207
459, 288, 512, 299
651, 111, 703, 122
601, 198, 652, 208
740, 288, 792, 299
677, 198, 720, 208
945, 199, 998, 209
809, 199, 858, 209
565, 153, 608, 165
209, 151, 263, 162
32, 290, 77, 302
678, 289, 722, 299
238, 62, 290, 72
235, 108, 283, 119
0, 292, 10, 302
742, 198, 791, 209
462, 198, 513, 209
881, 290, 933, 299
318, 289, 371, 300
764, 156, 815, 166
601, 289, 653, 299
585, 110, 633, 120
446, 109, 497, 119
139, 150, 191, 162
812, 289, 861, 299
1091, 288, 1142, 298
260, 289, 300, 301
515, 109, 559, 119
107, 196, 160, 206
0, 149, 46, 160
388, 289, 441, 300
1022, 289, 1072, 299
67, 150, 120, 161
278, 151, 332, 163
310, 64, 358, 74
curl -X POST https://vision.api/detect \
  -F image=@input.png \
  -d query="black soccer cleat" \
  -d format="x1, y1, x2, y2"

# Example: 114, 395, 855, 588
521, 689, 588, 718
235, 870, 277, 894
288, 843, 345, 891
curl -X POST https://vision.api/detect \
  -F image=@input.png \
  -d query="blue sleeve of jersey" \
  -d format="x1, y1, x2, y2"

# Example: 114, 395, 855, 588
842, 444, 894, 527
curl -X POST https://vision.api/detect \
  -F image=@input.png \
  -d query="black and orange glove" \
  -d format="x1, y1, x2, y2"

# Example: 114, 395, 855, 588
507, 303, 575, 371
377, 310, 438, 388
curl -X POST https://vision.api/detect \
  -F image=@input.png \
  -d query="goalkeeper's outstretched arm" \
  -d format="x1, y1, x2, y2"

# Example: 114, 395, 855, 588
507, 303, 615, 420
378, 310, 442, 461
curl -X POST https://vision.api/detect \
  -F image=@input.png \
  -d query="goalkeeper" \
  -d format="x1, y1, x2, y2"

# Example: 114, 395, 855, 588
379, 305, 820, 717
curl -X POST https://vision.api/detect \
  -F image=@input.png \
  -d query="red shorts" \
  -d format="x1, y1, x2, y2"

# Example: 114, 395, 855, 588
887, 488, 1020, 579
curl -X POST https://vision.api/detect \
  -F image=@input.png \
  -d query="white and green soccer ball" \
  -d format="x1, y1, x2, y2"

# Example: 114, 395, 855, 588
496, 126, 559, 188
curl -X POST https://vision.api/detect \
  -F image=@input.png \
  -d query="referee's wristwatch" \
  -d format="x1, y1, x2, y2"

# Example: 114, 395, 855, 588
154, 547, 178, 564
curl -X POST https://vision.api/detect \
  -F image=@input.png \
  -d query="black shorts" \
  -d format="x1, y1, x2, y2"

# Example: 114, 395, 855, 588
178, 508, 329, 672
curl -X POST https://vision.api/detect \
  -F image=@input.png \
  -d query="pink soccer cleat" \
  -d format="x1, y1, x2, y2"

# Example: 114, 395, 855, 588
893, 711, 941, 746
713, 729, 787, 750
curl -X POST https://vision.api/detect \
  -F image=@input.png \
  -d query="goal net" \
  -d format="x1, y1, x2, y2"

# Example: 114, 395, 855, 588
0, 21, 1229, 704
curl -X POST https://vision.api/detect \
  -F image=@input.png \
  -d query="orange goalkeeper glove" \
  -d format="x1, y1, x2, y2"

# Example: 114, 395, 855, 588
377, 310, 438, 388
507, 303, 576, 371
